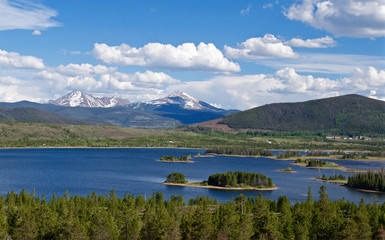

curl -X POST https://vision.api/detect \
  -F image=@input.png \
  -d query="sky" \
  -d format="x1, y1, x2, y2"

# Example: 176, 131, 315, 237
0, 0, 384, 110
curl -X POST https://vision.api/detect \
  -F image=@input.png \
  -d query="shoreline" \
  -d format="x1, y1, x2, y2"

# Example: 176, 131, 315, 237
340, 185, 385, 194
157, 160, 194, 163
311, 178, 347, 184
0, 146, 206, 150
276, 169, 297, 173
0, 147, 384, 162
290, 163, 358, 172
162, 182, 278, 191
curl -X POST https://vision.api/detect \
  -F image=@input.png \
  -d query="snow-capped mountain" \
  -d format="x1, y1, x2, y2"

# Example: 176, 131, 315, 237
126, 90, 237, 125
135, 90, 222, 111
49, 91, 131, 108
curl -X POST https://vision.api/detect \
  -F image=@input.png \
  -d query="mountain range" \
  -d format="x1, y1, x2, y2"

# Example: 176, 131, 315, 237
49, 91, 131, 108
2, 92, 384, 135
0, 90, 235, 128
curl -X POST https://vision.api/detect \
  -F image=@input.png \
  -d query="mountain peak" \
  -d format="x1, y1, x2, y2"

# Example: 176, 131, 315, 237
49, 91, 130, 108
143, 90, 221, 111
167, 90, 192, 98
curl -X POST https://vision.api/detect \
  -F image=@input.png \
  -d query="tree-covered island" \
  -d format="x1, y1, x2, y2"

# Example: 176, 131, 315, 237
313, 174, 347, 183
159, 155, 192, 162
277, 167, 296, 173
163, 171, 277, 190
293, 158, 342, 169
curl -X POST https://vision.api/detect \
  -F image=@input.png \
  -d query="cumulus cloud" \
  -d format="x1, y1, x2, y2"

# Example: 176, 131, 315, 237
343, 67, 385, 91
92, 42, 240, 73
285, 36, 336, 48
0, 75, 43, 102
285, 0, 385, 38
276, 67, 338, 93
259, 53, 385, 74
0, 0, 59, 31
32, 30, 41, 35
167, 68, 338, 109
35, 63, 179, 92
224, 34, 298, 59
167, 67, 385, 109
0, 49, 44, 69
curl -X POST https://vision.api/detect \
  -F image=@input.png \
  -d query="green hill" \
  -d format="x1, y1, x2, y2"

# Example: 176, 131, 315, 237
0, 107, 84, 125
219, 94, 385, 135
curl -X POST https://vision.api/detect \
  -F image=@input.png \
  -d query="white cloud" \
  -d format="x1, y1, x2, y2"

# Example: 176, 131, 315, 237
285, 36, 336, 48
0, 0, 59, 31
343, 67, 385, 91
32, 30, 41, 35
0, 75, 43, 102
240, 4, 252, 15
0, 49, 44, 69
36, 63, 179, 92
260, 53, 385, 74
263, 3, 273, 9
224, 34, 298, 59
92, 42, 240, 73
55, 63, 116, 76
285, 0, 385, 38
167, 67, 385, 109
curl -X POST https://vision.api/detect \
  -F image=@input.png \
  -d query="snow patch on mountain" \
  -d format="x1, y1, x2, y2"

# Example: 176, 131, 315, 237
147, 90, 222, 111
49, 91, 130, 108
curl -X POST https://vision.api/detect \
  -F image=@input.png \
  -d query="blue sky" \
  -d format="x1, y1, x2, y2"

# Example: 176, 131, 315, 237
0, 0, 384, 109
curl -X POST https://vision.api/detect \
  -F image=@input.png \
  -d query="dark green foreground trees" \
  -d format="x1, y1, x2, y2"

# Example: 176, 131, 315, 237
0, 187, 385, 239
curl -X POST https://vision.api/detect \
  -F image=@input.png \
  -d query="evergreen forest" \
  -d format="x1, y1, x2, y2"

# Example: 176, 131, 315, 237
0, 187, 384, 239
207, 172, 274, 188
347, 169, 385, 192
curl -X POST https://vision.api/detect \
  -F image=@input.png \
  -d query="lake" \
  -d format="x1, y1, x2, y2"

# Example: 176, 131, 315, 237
0, 148, 384, 203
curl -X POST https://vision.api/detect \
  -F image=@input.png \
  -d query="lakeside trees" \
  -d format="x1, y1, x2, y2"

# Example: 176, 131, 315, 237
207, 171, 274, 188
165, 172, 188, 184
160, 155, 191, 162
1, 187, 385, 239
205, 147, 273, 157
294, 159, 340, 168
347, 169, 385, 192
277, 151, 302, 159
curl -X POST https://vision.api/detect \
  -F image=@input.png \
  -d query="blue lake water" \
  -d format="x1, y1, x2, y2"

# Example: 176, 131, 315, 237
0, 148, 385, 204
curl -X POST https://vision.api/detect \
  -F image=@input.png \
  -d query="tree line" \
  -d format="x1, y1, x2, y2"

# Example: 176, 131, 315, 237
277, 151, 302, 159
0, 187, 385, 239
347, 169, 385, 192
205, 147, 273, 157
160, 155, 191, 161
321, 174, 346, 181
294, 159, 337, 168
207, 171, 274, 188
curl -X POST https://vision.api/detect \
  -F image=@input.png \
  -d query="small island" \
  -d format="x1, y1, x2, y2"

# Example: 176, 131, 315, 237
277, 167, 296, 173
293, 158, 342, 169
194, 153, 214, 158
159, 155, 193, 162
312, 174, 347, 183
163, 171, 278, 191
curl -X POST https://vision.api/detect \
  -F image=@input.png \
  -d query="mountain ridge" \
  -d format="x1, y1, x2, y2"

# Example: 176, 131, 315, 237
49, 91, 131, 108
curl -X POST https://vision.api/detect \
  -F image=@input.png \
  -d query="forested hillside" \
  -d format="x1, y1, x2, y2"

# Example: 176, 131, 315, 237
0, 107, 83, 125
220, 94, 385, 135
